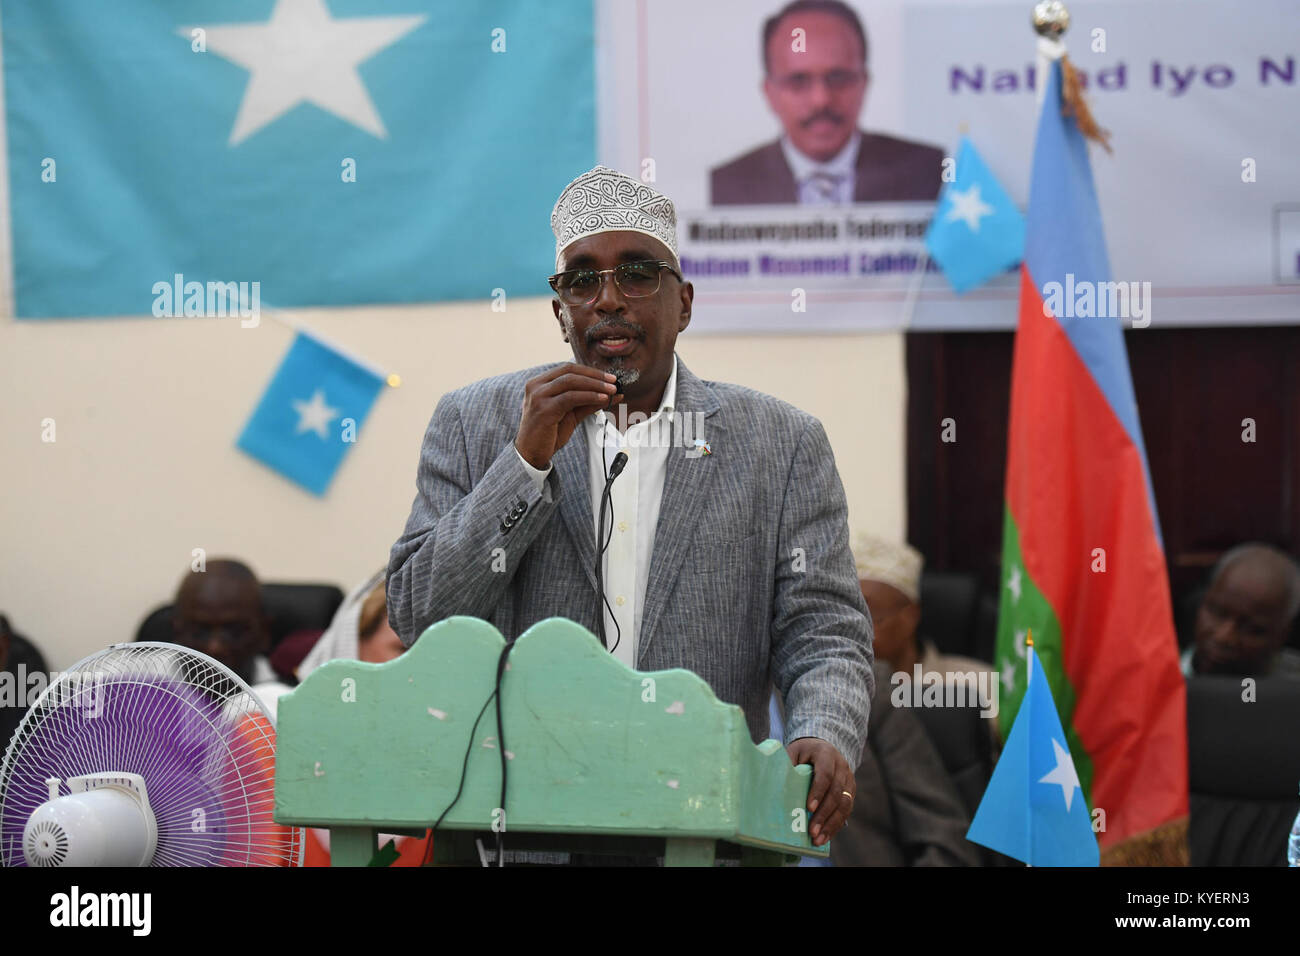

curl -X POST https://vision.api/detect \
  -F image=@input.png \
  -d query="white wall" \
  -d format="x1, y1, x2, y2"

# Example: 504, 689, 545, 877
0, 302, 905, 669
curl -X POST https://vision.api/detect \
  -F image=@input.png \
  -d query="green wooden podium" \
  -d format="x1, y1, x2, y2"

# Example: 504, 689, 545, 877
273, 616, 828, 866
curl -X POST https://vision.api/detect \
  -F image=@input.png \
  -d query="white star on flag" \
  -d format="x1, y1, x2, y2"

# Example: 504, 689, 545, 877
293, 389, 339, 439
181, 0, 426, 146
1014, 628, 1028, 659
1006, 565, 1022, 604
945, 183, 996, 232
1038, 738, 1083, 813
1001, 659, 1016, 694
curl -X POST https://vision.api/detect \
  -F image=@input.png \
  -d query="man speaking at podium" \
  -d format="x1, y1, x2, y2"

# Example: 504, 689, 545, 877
388, 166, 872, 849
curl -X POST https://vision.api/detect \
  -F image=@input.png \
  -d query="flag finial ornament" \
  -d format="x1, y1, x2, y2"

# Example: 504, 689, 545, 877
1031, 1, 1070, 39
1026, 628, 1034, 647
1031, 1, 1112, 153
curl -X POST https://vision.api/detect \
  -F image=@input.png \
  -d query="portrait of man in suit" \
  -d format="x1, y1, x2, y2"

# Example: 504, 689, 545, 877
388, 165, 873, 850
710, 0, 944, 206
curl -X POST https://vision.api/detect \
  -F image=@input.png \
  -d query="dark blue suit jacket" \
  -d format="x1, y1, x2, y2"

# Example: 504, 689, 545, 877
710, 132, 944, 205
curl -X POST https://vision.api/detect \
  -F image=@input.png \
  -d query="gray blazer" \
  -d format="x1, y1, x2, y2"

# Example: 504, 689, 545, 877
387, 357, 874, 766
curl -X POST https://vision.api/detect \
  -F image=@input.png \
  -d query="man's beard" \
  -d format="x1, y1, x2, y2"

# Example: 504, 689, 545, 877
604, 358, 640, 392
560, 312, 644, 391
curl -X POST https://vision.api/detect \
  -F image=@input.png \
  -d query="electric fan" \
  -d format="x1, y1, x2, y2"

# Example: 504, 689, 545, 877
0, 642, 303, 867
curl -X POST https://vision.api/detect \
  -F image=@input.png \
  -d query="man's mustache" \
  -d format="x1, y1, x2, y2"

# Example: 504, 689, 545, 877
585, 320, 645, 345
802, 109, 846, 128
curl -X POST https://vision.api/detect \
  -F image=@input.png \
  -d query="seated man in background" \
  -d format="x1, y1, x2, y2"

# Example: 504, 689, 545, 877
1185, 543, 1300, 679
296, 569, 431, 867
852, 533, 1001, 826
171, 559, 291, 718
854, 534, 997, 692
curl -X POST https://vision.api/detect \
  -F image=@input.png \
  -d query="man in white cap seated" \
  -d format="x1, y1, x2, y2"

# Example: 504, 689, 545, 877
853, 533, 999, 746
388, 165, 873, 857
853, 535, 987, 675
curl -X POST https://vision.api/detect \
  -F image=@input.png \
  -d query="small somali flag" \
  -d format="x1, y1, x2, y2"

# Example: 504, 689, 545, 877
237, 330, 385, 495
967, 640, 1100, 866
925, 137, 1025, 293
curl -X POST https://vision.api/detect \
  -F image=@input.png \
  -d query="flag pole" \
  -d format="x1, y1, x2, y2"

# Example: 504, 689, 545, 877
259, 301, 398, 387
900, 117, 968, 330
1025, 625, 1034, 867
1023, 8, 1066, 873
1022, 7, 1062, 842
898, 248, 929, 332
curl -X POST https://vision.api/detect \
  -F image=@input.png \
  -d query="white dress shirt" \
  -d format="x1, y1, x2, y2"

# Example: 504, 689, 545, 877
780, 129, 861, 205
515, 357, 679, 668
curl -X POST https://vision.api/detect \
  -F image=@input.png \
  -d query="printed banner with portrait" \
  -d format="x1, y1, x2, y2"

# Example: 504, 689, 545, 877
595, 0, 1300, 332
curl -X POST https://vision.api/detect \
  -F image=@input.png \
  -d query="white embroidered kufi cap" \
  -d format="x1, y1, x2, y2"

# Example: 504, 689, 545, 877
550, 165, 678, 269
852, 533, 924, 603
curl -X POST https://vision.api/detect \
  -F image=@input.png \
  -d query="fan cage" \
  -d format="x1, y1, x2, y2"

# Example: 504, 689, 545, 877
0, 642, 303, 867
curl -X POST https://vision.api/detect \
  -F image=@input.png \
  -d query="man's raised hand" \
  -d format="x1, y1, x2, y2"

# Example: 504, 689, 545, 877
514, 364, 620, 470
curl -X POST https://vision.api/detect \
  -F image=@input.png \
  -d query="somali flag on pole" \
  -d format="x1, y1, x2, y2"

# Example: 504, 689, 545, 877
924, 137, 1025, 293
2, 0, 595, 318
237, 330, 385, 495
967, 641, 1099, 866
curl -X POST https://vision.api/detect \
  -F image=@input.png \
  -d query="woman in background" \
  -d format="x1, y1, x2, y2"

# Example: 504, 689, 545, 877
298, 569, 432, 867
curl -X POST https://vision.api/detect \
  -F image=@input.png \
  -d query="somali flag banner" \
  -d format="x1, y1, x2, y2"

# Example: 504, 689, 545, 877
2, 0, 595, 318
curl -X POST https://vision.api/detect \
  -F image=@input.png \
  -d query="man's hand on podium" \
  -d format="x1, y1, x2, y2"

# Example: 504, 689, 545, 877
787, 737, 855, 847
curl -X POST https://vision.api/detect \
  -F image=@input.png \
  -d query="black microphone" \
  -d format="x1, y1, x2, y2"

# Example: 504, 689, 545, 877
595, 451, 630, 650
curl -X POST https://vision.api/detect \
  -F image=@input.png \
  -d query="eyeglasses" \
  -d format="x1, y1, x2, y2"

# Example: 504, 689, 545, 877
548, 260, 682, 306
771, 69, 865, 94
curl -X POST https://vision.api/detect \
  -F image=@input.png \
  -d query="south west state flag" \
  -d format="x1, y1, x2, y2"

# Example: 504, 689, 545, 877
237, 330, 385, 495
2, 0, 595, 318
924, 136, 1025, 293
968, 641, 1099, 866
994, 59, 1187, 856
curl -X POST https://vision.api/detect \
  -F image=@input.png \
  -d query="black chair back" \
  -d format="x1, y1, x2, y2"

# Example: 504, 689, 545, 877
1187, 675, 1300, 866
919, 571, 979, 659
